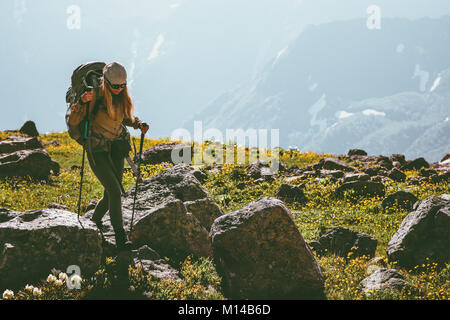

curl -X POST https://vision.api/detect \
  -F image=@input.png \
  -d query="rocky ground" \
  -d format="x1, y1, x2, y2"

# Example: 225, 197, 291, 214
0, 122, 448, 300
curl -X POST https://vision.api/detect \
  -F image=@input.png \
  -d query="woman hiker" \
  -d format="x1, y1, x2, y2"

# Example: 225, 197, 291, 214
68, 62, 149, 251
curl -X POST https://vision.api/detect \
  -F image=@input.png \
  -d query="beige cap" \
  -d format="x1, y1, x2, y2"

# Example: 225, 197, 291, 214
103, 62, 127, 84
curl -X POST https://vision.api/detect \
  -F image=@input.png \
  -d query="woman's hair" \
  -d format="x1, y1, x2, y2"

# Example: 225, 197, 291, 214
99, 78, 134, 121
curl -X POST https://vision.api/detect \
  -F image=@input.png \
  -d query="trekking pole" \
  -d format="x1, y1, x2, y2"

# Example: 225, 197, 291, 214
76, 98, 91, 230
129, 132, 145, 238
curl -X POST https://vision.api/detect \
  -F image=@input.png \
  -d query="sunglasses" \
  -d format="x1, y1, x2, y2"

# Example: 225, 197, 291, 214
105, 77, 127, 89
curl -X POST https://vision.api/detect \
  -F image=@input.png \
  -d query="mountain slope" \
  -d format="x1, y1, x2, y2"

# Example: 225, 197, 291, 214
188, 17, 450, 161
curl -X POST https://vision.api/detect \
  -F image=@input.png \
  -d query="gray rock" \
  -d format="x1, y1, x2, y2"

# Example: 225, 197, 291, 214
246, 161, 270, 179
343, 173, 370, 183
348, 149, 367, 156
85, 164, 220, 261
137, 142, 191, 165
19, 121, 40, 137
0, 208, 101, 290
0, 148, 60, 179
364, 166, 382, 177
210, 197, 325, 299
276, 184, 307, 203
321, 170, 344, 179
370, 175, 386, 183
381, 191, 418, 211
192, 169, 208, 183
133, 245, 180, 281
335, 181, 385, 199
387, 194, 450, 268
284, 175, 303, 183
388, 168, 406, 182
312, 226, 377, 259
184, 198, 223, 231
360, 268, 408, 292
0, 136, 43, 154
401, 157, 430, 171
318, 157, 356, 172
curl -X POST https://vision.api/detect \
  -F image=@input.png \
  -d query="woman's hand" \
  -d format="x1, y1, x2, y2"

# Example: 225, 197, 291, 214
139, 122, 150, 134
80, 90, 95, 104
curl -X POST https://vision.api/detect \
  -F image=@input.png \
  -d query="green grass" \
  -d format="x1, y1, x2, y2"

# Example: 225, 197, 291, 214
1, 132, 449, 300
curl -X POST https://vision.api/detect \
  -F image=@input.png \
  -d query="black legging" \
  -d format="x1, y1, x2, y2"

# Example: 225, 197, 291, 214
87, 150, 126, 242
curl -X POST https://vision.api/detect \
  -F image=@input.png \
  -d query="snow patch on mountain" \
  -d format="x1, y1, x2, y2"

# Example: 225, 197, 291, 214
362, 109, 386, 117
337, 111, 354, 119
272, 47, 288, 67
148, 34, 165, 61
430, 76, 441, 92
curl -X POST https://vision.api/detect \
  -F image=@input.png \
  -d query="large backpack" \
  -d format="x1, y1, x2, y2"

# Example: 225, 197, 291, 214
65, 61, 106, 145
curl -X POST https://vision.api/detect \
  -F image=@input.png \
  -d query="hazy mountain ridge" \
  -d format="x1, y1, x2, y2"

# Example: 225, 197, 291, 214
188, 17, 450, 162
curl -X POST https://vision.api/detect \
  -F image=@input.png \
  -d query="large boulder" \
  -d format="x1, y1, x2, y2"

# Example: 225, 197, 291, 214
387, 194, 450, 268
335, 181, 385, 199
136, 142, 191, 165
183, 198, 223, 231
309, 227, 377, 259
0, 148, 60, 179
210, 197, 325, 299
85, 164, 222, 261
0, 208, 101, 290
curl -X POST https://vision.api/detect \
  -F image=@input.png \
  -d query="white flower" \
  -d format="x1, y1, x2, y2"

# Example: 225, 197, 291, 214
58, 272, 69, 282
33, 288, 43, 297
2, 289, 14, 300
47, 274, 57, 283
55, 279, 63, 287
25, 285, 34, 293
